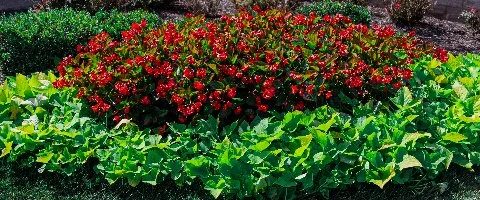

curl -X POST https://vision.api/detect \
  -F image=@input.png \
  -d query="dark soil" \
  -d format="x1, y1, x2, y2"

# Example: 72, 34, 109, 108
368, 6, 480, 55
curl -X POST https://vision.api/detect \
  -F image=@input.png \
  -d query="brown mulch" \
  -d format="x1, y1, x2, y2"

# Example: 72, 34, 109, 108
368, 6, 480, 54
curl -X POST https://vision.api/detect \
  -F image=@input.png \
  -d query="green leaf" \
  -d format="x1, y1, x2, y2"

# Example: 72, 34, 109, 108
368, 166, 395, 189
36, 151, 54, 163
250, 141, 271, 152
275, 171, 297, 187
391, 87, 413, 109
293, 134, 312, 157
398, 154, 422, 170
15, 74, 29, 97
311, 128, 328, 149
442, 132, 468, 143
452, 81, 468, 100
0, 141, 13, 158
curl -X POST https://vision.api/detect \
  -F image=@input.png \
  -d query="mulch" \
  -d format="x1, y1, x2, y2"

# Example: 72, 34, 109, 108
368, 6, 480, 55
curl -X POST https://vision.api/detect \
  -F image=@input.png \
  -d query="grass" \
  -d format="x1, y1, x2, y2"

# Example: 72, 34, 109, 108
1, 159, 479, 200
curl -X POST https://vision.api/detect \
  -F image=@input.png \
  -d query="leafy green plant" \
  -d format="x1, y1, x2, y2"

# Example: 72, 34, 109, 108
0, 53, 479, 199
295, 0, 371, 24
0, 8, 162, 75
35, 0, 167, 12
232, 0, 303, 10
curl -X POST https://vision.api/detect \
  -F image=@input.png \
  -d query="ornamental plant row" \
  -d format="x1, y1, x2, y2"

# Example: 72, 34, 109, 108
0, 54, 479, 199
54, 9, 448, 126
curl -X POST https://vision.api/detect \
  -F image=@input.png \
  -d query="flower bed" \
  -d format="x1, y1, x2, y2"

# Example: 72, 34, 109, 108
0, 54, 479, 199
54, 9, 446, 127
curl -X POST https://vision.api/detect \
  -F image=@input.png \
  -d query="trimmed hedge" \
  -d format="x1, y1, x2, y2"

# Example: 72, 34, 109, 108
0, 9, 162, 75
0, 54, 479, 199
295, 0, 371, 25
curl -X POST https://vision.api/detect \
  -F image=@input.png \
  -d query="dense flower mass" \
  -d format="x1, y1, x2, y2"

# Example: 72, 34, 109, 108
54, 9, 447, 124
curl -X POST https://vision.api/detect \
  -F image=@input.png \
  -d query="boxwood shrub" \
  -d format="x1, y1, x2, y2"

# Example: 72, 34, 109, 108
295, 0, 371, 24
0, 8, 162, 75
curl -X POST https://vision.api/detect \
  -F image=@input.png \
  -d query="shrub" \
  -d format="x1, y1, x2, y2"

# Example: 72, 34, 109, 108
54, 9, 446, 126
0, 9, 162, 75
232, 0, 303, 10
336, 0, 369, 6
386, 0, 436, 24
295, 0, 371, 24
460, 8, 480, 34
180, 0, 226, 17
35, 0, 166, 12
1, 53, 480, 199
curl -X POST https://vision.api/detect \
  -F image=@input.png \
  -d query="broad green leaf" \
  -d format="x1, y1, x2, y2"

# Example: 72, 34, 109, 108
250, 141, 271, 152
452, 81, 468, 100
442, 132, 468, 143
317, 113, 338, 132
398, 154, 422, 170
311, 128, 328, 148
391, 87, 412, 108
36, 151, 54, 163
274, 171, 297, 187
15, 74, 29, 97
0, 141, 13, 158
368, 166, 396, 189
293, 134, 312, 157
401, 132, 431, 146
458, 114, 480, 123
142, 168, 160, 185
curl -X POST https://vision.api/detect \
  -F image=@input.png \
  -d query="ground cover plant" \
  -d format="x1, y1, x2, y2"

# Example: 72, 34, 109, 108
53, 9, 446, 128
0, 8, 162, 75
0, 53, 479, 199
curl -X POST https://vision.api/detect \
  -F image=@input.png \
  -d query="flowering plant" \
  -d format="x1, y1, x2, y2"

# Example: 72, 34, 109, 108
386, 0, 436, 24
54, 9, 447, 126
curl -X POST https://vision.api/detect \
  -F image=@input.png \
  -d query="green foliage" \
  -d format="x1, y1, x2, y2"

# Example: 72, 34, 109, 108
1, 53, 480, 199
295, 0, 371, 24
0, 8, 162, 75
35, 0, 166, 12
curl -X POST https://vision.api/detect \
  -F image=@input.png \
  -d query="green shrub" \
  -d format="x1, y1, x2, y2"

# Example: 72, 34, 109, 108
295, 0, 371, 24
0, 9, 97, 75
0, 9, 162, 75
1, 53, 480, 199
386, 0, 435, 24
35, 0, 166, 12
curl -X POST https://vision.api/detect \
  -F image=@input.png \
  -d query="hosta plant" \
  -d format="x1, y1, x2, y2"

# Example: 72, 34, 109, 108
54, 9, 446, 126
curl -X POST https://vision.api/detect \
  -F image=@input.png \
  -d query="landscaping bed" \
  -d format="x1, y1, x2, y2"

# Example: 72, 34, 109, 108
1, 1, 480, 199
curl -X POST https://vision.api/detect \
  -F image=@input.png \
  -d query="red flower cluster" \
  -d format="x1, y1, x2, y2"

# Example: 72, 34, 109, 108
54, 9, 447, 124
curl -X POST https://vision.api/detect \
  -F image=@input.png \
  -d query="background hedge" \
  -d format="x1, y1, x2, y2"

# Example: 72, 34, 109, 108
0, 8, 163, 75
295, 0, 371, 25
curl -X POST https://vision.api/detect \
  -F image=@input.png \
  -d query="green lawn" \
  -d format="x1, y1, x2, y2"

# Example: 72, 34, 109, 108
1, 159, 479, 200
